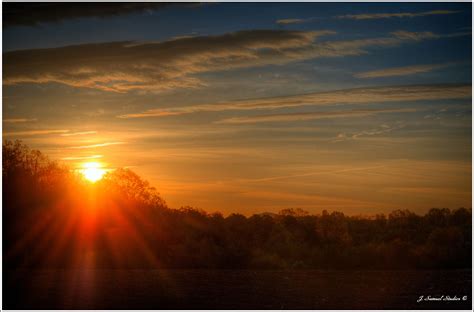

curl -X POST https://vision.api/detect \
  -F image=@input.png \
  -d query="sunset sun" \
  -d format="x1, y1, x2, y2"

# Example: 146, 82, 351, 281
81, 162, 106, 182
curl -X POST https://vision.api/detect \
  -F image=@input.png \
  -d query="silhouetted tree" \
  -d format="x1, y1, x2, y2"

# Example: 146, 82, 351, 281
3, 140, 472, 270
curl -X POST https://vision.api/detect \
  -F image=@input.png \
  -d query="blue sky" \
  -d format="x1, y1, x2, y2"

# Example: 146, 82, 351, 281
3, 2, 472, 215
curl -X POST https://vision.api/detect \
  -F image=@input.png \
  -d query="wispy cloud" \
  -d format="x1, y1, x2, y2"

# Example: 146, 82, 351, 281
276, 18, 311, 25
61, 155, 103, 161
390, 30, 469, 41
118, 84, 470, 119
240, 165, 388, 183
4, 118, 37, 123
355, 62, 456, 78
423, 108, 452, 121
3, 128, 98, 137
3, 3, 194, 28
4, 29, 461, 93
277, 10, 461, 25
390, 30, 437, 41
216, 108, 418, 124
3, 129, 69, 136
3, 30, 330, 93
60, 131, 97, 137
333, 122, 406, 142
337, 10, 461, 20
70, 142, 125, 149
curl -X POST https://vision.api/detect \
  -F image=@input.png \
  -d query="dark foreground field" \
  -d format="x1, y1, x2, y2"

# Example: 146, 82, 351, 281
4, 269, 472, 309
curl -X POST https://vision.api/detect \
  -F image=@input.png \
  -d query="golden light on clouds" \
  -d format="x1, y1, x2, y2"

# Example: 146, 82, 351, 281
62, 155, 103, 161
3, 3, 471, 216
71, 141, 126, 149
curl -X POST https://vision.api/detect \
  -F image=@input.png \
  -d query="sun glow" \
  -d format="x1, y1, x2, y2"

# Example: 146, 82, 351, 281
81, 162, 106, 182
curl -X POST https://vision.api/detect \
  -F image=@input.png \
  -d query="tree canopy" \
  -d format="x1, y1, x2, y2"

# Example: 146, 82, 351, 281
3, 140, 472, 269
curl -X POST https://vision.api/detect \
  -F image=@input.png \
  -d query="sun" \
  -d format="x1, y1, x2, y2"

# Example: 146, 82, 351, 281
81, 162, 106, 183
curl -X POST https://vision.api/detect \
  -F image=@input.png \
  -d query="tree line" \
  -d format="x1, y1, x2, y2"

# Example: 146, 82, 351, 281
3, 140, 472, 269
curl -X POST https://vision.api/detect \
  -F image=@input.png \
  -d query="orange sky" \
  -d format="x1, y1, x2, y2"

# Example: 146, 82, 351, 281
3, 3, 472, 215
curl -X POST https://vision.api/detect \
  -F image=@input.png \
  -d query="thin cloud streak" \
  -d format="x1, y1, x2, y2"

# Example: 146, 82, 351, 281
61, 155, 103, 160
337, 10, 461, 20
241, 165, 388, 183
60, 131, 97, 136
3, 129, 69, 136
390, 30, 470, 42
355, 63, 456, 78
118, 84, 470, 119
276, 18, 313, 25
70, 142, 125, 149
215, 108, 418, 124
276, 10, 460, 25
333, 122, 406, 142
4, 118, 37, 123
3, 128, 98, 137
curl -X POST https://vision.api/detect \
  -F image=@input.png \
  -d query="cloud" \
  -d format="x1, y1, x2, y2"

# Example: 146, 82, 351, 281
3, 3, 193, 28
60, 131, 97, 137
390, 30, 469, 41
3, 129, 69, 136
333, 122, 406, 142
423, 107, 452, 121
277, 10, 460, 25
390, 30, 439, 41
70, 142, 125, 149
216, 108, 418, 124
4, 30, 332, 92
118, 84, 471, 118
337, 10, 461, 20
354, 63, 455, 78
61, 155, 103, 161
2, 128, 98, 137
3, 118, 37, 123
4, 29, 460, 93
276, 18, 308, 25
240, 165, 388, 183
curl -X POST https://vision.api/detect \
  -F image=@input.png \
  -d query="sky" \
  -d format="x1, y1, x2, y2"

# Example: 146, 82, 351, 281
2, 2, 472, 216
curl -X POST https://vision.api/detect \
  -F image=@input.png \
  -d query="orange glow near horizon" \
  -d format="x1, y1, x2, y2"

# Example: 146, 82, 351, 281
81, 162, 106, 183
